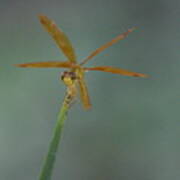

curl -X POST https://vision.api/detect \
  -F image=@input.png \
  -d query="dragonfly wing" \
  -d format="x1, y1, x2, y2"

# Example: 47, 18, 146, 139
77, 76, 91, 109
14, 61, 76, 68
80, 28, 136, 65
84, 66, 148, 78
39, 15, 77, 62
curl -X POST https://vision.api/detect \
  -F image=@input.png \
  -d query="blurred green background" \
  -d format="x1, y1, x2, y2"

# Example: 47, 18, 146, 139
0, 0, 179, 179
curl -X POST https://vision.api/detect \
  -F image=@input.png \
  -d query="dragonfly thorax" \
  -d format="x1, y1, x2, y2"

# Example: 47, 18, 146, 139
61, 71, 77, 86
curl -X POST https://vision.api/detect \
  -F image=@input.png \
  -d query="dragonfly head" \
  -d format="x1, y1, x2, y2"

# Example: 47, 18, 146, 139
61, 71, 77, 86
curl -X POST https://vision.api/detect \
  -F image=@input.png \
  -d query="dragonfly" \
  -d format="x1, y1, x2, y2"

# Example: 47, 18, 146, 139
15, 15, 147, 109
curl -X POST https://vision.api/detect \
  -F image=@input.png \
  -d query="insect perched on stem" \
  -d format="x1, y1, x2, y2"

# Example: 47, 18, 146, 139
15, 15, 147, 109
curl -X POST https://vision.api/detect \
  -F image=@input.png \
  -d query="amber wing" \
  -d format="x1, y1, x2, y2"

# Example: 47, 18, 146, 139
84, 66, 148, 78
80, 28, 136, 65
77, 76, 91, 109
39, 15, 77, 62
14, 61, 76, 68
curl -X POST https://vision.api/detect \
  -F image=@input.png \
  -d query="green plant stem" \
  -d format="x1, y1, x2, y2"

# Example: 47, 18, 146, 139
39, 101, 69, 180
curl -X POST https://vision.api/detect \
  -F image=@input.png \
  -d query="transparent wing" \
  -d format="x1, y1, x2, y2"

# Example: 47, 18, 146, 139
39, 15, 77, 62
84, 66, 148, 78
80, 28, 135, 65
14, 61, 76, 68
77, 76, 91, 109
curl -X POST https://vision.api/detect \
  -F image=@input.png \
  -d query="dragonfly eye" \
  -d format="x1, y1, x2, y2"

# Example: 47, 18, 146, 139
61, 71, 77, 86
61, 71, 68, 81
68, 71, 76, 80
61, 71, 76, 80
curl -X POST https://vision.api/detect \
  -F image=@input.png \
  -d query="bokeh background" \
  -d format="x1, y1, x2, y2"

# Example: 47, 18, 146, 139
0, 0, 179, 179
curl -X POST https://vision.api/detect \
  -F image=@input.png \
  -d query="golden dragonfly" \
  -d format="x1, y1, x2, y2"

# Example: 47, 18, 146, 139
15, 15, 147, 109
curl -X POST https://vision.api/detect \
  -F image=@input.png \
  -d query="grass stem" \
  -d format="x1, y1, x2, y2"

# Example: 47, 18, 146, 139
38, 101, 69, 180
